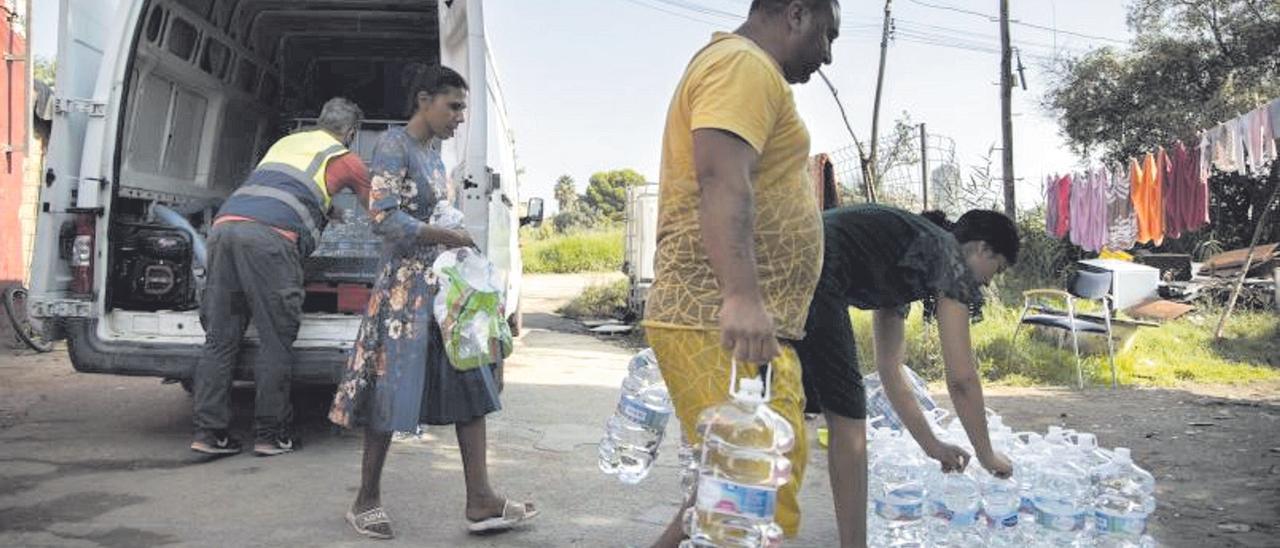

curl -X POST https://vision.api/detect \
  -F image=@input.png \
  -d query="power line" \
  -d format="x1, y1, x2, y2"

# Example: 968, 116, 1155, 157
906, 0, 1128, 45
617, 0, 1061, 61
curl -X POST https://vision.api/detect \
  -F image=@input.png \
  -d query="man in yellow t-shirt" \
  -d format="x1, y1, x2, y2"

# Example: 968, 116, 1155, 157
642, 1, 840, 546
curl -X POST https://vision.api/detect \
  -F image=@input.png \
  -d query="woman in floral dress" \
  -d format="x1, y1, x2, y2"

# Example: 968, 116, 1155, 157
329, 65, 537, 540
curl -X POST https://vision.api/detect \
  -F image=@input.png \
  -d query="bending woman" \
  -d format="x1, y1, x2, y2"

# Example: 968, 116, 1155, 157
791, 204, 1017, 548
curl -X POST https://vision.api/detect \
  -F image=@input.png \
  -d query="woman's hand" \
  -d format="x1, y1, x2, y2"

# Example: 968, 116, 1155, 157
923, 439, 972, 473
978, 449, 1013, 479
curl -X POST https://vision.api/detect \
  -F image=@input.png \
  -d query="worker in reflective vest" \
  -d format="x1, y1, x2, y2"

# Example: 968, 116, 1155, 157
191, 97, 372, 457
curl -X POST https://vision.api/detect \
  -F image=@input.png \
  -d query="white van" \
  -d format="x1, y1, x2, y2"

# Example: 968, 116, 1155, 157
29, 0, 541, 386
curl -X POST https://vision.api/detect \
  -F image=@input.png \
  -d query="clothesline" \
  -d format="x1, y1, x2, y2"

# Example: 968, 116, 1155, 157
1043, 97, 1280, 253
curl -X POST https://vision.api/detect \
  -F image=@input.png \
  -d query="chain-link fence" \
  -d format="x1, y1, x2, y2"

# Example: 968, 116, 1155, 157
827, 128, 1002, 217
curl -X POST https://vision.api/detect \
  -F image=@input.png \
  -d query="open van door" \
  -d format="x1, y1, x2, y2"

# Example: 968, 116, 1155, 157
29, 0, 132, 319
438, 0, 525, 330
438, 0, 490, 251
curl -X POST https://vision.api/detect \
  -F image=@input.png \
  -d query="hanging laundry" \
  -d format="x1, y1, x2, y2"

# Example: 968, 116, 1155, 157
1164, 144, 1183, 239
1197, 133, 1214, 226
1054, 173, 1072, 239
1106, 163, 1137, 250
1044, 174, 1058, 235
1187, 142, 1210, 232
1269, 98, 1280, 141
1134, 152, 1163, 245
1230, 117, 1248, 172
1069, 171, 1086, 248
1154, 148, 1168, 245
1211, 123, 1237, 173
1249, 106, 1276, 168
1088, 167, 1109, 252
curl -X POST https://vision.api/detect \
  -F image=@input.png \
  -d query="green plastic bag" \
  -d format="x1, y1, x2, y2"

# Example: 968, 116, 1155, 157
434, 251, 513, 371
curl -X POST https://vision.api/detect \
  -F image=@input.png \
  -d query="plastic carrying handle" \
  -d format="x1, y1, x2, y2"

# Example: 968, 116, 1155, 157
730, 359, 773, 404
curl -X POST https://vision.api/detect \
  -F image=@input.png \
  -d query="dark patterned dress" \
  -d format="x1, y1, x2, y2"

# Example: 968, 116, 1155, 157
329, 127, 501, 433
790, 204, 986, 420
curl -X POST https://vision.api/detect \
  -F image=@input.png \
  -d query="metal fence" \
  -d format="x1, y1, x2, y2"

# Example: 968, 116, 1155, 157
826, 128, 1002, 216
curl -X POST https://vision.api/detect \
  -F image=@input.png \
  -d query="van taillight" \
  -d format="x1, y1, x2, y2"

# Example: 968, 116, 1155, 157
70, 213, 95, 295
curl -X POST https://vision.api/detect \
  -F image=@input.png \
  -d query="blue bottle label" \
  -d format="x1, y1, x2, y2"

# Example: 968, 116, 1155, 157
1095, 511, 1148, 536
696, 476, 777, 520
1033, 503, 1086, 532
985, 510, 1020, 529
618, 394, 670, 430
930, 501, 979, 526
875, 499, 924, 521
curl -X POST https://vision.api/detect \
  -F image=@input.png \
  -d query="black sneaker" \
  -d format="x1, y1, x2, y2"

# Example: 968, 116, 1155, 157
254, 435, 299, 457
191, 430, 242, 455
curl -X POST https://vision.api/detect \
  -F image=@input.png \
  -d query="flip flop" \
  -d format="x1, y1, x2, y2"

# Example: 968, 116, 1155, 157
346, 506, 394, 540
467, 499, 539, 534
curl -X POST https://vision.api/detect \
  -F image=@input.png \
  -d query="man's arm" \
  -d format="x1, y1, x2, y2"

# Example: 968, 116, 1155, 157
327, 152, 373, 212
936, 296, 1011, 477
692, 128, 779, 364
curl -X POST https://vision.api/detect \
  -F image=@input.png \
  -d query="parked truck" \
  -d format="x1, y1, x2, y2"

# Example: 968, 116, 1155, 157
29, 0, 541, 386
622, 182, 658, 319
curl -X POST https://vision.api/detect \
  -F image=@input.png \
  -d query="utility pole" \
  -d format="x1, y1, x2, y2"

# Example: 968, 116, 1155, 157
999, 0, 1016, 220
868, 0, 893, 200
919, 123, 928, 210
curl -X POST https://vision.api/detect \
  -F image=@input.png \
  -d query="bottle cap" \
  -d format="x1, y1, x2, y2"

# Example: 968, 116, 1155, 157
1076, 432, 1097, 449
736, 377, 766, 404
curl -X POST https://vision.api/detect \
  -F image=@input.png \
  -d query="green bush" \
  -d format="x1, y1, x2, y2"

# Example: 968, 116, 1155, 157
523, 229, 624, 273
849, 301, 1280, 388
557, 279, 630, 319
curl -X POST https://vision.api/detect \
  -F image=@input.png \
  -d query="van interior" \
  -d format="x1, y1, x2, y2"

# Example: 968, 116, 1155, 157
105, 0, 442, 324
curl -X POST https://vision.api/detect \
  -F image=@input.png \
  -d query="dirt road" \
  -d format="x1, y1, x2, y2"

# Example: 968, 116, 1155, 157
1, 273, 1276, 546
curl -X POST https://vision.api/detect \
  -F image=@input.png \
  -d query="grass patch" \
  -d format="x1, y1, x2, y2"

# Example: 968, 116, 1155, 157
523, 229, 624, 274
557, 279, 630, 320
848, 300, 1280, 388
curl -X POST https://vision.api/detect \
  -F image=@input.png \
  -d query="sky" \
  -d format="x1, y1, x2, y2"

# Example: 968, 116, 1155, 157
31, 0, 1133, 213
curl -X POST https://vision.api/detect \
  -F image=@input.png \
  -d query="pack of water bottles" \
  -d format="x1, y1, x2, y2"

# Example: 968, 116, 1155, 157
868, 409, 1158, 548
598, 350, 1158, 547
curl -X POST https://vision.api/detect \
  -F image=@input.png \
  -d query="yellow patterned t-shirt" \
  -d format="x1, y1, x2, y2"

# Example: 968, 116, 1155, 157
643, 32, 823, 340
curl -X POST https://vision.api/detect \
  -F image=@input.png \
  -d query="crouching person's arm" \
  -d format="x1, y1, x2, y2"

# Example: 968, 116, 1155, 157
936, 296, 1012, 478
873, 308, 970, 473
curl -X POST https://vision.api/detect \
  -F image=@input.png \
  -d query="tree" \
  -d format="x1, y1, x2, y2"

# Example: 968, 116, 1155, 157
553, 174, 577, 212
1044, 0, 1280, 164
34, 56, 55, 88
582, 168, 645, 222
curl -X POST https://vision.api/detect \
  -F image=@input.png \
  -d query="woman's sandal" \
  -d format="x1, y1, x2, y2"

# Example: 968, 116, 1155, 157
346, 506, 394, 540
467, 499, 539, 534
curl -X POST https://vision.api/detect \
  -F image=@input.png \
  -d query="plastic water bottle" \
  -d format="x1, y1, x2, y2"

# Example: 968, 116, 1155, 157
1093, 448, 1156, 548
863, 367, 938, 431
429, 199, 467, 230
1030, 445, 1091, 546
1014, 432, 1047, 518
926, 468, 985, 546
979, 465, 1022, 546
869, 430, 928, 547
683, 365, 794, 548
598, 348, 672, 484
678, 434, 699, 499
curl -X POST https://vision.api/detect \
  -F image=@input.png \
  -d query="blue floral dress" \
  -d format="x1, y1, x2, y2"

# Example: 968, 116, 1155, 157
329, 127, 502, 432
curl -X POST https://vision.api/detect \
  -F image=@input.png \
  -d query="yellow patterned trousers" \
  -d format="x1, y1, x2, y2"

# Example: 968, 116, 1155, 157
645, 326, 809, 537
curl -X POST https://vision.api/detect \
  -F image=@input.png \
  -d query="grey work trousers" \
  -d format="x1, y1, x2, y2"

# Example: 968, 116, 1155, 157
192, 221, 305, 441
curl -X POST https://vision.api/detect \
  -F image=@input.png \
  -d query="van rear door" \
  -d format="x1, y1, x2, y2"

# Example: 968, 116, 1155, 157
29, 0, 133, 319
